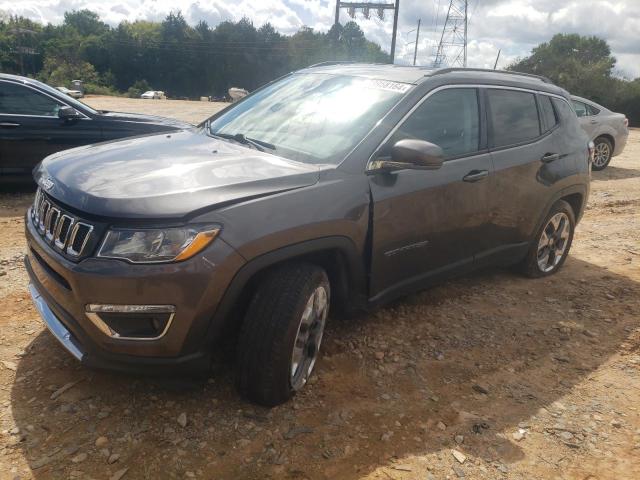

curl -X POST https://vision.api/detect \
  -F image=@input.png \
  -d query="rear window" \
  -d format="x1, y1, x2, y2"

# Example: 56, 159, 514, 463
539, 95, 558, 132
488, 89, 541, 148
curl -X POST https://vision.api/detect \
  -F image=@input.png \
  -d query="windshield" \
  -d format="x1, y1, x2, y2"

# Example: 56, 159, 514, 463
33, 79, 98, 115
208, 73, 410, 165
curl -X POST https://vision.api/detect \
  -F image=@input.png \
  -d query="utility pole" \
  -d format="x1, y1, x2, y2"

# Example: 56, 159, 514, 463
413, 19, 421, 66
390, 0, 400, 64
463, 0, 468, 67
407, 19, 421, 66
334, 1, 400, 63
432, 0, 468, 68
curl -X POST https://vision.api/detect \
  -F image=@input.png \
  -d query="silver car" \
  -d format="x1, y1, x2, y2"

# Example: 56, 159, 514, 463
571, 95, 629, 170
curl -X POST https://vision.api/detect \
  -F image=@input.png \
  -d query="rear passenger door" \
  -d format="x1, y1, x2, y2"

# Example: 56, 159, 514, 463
484, 88, 562, 263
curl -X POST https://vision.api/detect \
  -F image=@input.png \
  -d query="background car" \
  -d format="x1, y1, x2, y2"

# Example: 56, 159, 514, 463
56, 86, 83, 99
571, 95, 629, 170
141, 90, 162, 99
0, 74, 191, 183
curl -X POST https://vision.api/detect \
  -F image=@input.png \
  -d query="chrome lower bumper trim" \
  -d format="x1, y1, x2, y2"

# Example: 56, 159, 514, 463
28, 283, 85, 361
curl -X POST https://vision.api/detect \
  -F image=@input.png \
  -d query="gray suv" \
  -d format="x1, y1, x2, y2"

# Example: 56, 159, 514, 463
25, 65, 591, 406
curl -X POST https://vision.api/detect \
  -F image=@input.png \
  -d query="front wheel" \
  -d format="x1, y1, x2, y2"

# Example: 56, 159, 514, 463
236, 263, 330, 406
592, 137, 613, 171
520, 200, 575, 278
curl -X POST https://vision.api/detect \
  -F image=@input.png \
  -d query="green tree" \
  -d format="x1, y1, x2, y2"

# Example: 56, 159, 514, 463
509, 34, 615, 101
509, 34, 639, 126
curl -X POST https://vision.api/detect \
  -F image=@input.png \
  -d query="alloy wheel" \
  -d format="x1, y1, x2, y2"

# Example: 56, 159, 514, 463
536, 212, 571, 273
593, 142, 611, 168
290, 285, 329, 390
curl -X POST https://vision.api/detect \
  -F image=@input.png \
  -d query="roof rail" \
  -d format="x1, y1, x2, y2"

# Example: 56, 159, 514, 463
306, 61, 358, 68
429, 67, 552, 84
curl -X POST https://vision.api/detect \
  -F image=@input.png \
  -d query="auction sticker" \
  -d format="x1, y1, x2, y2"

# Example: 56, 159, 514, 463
363, 79, 412, 93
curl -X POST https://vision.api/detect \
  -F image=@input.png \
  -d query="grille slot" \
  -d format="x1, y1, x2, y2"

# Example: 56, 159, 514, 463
31, 189, 95, 258
54, 215, 74, 249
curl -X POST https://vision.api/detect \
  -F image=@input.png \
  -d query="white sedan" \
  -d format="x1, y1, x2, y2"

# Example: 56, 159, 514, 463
56, 86, 83, 99
141, 90, 162, 99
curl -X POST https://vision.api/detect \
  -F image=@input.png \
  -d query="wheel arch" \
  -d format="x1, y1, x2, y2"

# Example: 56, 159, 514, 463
594, 133, 615, 151
562, 192, 584, 222
204, 236, 368, 347
532, 185, 588, 244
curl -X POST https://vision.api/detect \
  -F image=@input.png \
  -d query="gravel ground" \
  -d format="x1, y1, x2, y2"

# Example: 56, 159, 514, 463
82, 95, 228, 124
0, 99, 638, 480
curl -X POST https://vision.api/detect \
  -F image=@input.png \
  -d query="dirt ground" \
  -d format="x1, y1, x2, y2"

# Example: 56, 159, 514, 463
0, 98, 638, 480
82, 95, 228, 124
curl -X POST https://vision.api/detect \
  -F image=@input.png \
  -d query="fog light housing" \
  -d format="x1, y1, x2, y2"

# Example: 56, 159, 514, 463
85, 304, 175, 340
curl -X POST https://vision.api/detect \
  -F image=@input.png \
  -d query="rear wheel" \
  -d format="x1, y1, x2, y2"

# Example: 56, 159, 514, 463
520, 200, 575, 278
592, 136, 613, 171
236, 263, 330, 406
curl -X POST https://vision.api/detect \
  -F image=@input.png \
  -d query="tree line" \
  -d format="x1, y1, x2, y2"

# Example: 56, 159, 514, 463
0, 9, 389, 98
1, 11, 638, 125
509, 34, 640, 126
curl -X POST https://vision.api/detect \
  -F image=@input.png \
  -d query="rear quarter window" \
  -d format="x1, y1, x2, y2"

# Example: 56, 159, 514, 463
539, 95, 558, 132
487, 89, 541, 148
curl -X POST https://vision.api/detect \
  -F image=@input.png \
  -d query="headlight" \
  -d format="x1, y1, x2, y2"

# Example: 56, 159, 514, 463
97, 225, 220, 263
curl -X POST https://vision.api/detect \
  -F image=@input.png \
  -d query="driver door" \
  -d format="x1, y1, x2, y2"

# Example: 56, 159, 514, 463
367, 87, 493, 300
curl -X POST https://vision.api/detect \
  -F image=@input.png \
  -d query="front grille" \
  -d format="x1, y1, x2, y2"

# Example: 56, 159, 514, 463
31, 189, 95, 259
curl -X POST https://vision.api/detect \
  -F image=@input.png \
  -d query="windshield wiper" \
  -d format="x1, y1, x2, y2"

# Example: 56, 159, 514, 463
210, 132, 276, 152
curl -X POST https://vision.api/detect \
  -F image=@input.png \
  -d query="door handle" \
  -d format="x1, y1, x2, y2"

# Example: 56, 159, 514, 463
463, 170, 489, 182
541, 153, 560, 163
589, 119, 598, 124
0, 122, 20, 128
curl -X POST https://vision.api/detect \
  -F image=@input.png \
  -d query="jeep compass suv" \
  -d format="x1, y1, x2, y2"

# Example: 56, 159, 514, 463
25, 64, 591, 406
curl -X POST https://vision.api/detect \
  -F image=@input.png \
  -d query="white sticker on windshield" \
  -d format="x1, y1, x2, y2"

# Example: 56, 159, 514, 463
364, 79, 412, 93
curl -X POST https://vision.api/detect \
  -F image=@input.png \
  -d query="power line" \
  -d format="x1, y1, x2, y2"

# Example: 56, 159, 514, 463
334, 1, 400, 63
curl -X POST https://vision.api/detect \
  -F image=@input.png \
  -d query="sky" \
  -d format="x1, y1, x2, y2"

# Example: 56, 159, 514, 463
3, 0, 640, 78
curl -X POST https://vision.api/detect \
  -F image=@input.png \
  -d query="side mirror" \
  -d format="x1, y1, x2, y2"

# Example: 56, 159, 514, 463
58, 106, 81, 120
371, 139, 444, 172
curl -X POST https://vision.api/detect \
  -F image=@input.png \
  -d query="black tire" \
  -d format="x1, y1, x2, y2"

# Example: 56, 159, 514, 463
592, 136, 613, 171
236, 263, 330, 406
520, 200, 575, 278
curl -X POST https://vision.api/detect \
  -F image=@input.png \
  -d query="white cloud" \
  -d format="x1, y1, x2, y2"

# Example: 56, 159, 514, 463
2, 0, 639, 77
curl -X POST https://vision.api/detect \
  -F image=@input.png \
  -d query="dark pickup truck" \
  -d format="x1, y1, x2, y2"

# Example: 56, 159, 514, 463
25, 64, 591, 406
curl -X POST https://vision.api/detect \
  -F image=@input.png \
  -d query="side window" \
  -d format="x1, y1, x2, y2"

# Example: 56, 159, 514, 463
487, 89, 541, 148
388, 88, 480, 159
586, 104, 600, 116
553, 97, 578, 122
539, 95, 558, 132
0, 82, 62, 116
572, 100, 588, 118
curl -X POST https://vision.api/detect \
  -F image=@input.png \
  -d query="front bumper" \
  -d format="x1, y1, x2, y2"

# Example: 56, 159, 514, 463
29, 283, 84, 361
25, 209, 245, 374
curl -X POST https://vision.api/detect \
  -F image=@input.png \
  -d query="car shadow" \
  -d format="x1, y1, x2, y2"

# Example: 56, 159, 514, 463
591, 165, 640, 181
8, 256, 640, 479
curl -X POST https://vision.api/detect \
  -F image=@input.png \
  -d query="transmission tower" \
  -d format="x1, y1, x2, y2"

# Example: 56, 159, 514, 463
432, 0, 468, 68
334, 1, 400, 63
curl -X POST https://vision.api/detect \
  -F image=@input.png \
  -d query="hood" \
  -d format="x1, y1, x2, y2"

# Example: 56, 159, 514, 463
35, 129, 320, 219
98, 111, 192, 129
